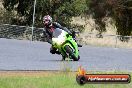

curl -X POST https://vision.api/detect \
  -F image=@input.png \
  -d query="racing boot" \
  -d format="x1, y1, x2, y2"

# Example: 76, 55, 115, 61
55, 51, 61, 55
77, 43, 82, 47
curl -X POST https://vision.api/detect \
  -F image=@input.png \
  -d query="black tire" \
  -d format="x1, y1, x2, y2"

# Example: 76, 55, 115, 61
64, 45, 79, 61
72, 54, 80, 61
75, 55, 80, 61
76, 75, 86, 85
61, 55, 66, 61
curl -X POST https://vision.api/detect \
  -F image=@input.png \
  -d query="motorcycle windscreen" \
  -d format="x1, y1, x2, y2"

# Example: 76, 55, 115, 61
52, 28, 66, 45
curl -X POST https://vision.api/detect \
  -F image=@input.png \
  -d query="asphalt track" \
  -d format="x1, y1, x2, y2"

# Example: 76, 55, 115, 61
0, 38, 132, 71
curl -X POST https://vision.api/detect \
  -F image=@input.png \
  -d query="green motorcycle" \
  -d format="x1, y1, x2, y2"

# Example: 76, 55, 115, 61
52, 28, 80, 61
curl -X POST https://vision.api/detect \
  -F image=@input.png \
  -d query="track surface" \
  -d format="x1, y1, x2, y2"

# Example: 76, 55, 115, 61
0, 38, 132, 71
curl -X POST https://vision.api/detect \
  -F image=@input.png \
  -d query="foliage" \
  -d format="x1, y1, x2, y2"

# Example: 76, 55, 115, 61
2, 0, 132, 42
87, 0, 132, 41
2, 0, 87, 28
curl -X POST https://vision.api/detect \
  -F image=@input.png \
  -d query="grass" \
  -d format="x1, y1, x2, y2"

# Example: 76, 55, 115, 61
78, 36, 132, 48
72, 17, 132, 49
0, 71, 132, 88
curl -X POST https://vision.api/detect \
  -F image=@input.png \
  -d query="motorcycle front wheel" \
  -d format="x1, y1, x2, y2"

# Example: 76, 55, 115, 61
64, 45, 80, 61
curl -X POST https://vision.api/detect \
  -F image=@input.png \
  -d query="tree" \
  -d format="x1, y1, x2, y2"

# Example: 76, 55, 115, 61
107, 0, 132, 41
2, 0, 87, 28
87, 0, 132, 41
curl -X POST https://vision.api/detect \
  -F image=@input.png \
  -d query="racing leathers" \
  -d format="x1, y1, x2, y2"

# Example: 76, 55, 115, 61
43, 22, 81, 55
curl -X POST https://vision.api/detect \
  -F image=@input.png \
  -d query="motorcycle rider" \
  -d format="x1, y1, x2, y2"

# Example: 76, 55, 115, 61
42, 15, 81, 56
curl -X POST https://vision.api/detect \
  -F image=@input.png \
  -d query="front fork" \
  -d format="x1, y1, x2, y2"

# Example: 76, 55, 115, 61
62, 43, 74, 59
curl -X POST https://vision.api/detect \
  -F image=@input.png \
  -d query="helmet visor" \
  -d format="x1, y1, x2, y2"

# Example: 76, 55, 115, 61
43, 20, 49, 25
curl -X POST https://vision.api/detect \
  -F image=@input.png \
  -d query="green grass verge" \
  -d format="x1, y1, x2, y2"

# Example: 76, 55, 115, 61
0, 71, 131, 88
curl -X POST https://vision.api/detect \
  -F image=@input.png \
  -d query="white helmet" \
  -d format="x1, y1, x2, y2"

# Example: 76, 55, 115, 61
43, 15, 52, 26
